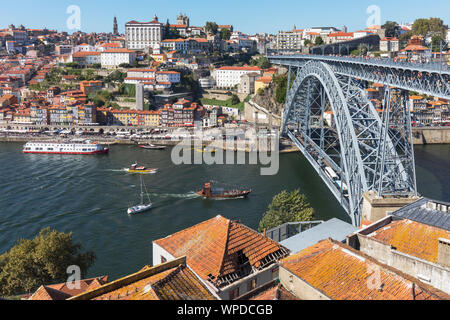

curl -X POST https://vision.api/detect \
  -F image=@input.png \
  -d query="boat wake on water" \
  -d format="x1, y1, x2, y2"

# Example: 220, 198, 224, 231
150, 192, 201, 200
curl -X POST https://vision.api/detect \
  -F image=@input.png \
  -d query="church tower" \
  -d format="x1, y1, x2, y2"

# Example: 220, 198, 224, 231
113, 17, 118, 35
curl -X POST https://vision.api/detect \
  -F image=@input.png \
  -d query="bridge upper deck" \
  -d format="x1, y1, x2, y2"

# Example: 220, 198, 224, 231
269, 54, 450, 99
269, 54, 450, 75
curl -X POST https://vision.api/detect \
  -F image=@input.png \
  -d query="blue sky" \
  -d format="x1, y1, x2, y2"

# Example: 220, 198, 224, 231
0, 0, 449, 34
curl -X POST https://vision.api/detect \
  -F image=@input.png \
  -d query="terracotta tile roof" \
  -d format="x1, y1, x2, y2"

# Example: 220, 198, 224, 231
100, 43, 120, 48
151, 265, 216, 300
128, 68, 156, 72
256, 76, 273, 84
93, 268, 175, 300
280, 239, 449, 300
170, 24, 188, 28
367, 220, 450, 264
71, 259, 216, 300
154, 215, 290, 288
401, 44, 430, 52
30, 286, 72, 301
162, 38, 187, 43
29, 276, 108, 300
328, 32, 354, 38
249, 283, 300, 300
73, 51, 101, 57
217, 66, 261, 71
103, 48, 135, 54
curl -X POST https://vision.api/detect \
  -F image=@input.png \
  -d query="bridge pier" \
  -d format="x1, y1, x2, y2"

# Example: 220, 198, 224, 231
361, 191, 421, 223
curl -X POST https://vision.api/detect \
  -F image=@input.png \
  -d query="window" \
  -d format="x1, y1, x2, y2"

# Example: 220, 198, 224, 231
229, 287, 240, 300
247, 278, 257, 292
271, 267, 279, 280
160, 256, 167, 264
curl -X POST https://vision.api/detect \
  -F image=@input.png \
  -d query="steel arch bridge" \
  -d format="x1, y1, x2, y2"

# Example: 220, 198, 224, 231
267, 55, 446, 226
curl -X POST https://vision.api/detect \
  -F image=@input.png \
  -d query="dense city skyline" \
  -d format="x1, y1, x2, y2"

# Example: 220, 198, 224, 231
0, 0, 449, 305
0, 0, 449, 35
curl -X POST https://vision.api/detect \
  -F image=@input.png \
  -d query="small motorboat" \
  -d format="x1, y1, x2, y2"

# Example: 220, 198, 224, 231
124, 163, 158, 174
139, 144, 167, 150
128, 176, 153, 215
193, 147, 217, 153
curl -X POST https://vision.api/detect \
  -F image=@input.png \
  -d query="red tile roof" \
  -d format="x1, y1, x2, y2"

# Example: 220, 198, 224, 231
328, 32, 354, 38
73, 51, 100, 57
217, 66, 261, 71
280, 239, 449, 300
170, 24, 188, 28
128, 68, 156, 72
401, 44, 430, 52
29, 276, 108, 300
70, 259, 216, 300
103, 48, 135, 54
250, 283, 299, 300
154, 215, 290, 288
100, 43, 120, 48
367, 220, 450, 264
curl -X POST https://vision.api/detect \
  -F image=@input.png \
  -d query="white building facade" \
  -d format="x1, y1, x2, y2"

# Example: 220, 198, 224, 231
214, 66, 262, 89
277, 30, 303, 51
125, 16, 165, 50
101, 49, 136, 68
156, 71, 181, 84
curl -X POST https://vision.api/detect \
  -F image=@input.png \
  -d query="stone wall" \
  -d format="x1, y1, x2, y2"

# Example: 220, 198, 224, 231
279, 266, 330, 300
412, 128, 450, 145
243, 101, 281, 127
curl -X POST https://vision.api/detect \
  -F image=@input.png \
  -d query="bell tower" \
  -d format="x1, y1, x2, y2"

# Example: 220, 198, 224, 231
113, 17, 118, 35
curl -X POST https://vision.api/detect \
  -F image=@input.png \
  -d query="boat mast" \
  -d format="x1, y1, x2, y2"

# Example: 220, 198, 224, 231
140, 176, 144, 205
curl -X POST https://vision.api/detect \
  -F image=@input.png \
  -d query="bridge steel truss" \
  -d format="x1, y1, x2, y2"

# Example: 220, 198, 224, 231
270, 55, 450, 100
274, 59, 418, 226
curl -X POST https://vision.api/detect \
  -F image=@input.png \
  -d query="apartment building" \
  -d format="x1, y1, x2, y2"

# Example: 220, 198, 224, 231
100, 49, 136, 68
161, 38, 189, 53
72, 51, 101, 66
214, 66, 262, 89
276, 29, 303, 51
380, 37, 400, 53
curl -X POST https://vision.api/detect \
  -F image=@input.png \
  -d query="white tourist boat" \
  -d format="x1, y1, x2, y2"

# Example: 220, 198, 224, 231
23, 140, 109, 155
128, 176, 153, 215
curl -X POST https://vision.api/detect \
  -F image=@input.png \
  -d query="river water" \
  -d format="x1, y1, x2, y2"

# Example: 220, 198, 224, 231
0, 143, 448, 280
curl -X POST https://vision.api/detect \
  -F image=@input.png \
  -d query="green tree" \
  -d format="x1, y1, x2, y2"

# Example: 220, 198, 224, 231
65, 62, 80, 69
0, 228, 95, 296
205, 22, 219, 35
314, 36, 324, 46
231, 94, 240, 105
412, 17, 446, 38
431, 35, 447, 52
273, 73, 293, 104
399, 30, 413, 48
382, 21, 399, 38
257, 56, 270, 69
220, 28, 231, 40
258, 190, 315, 232
303, 39, 311, 46
119, 83, 136, 97
105, 70, 126, 84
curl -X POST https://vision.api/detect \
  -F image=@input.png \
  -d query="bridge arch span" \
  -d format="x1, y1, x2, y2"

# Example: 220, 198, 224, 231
282, 60, 414, 226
